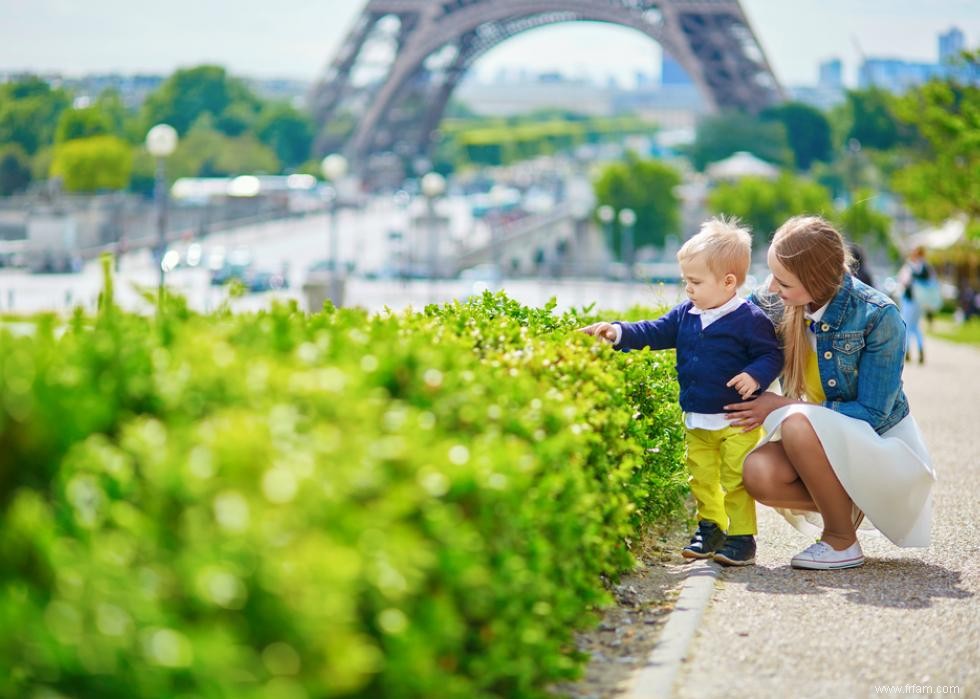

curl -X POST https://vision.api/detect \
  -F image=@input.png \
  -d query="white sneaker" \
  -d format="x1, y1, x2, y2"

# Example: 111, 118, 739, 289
791, 540, 865, 570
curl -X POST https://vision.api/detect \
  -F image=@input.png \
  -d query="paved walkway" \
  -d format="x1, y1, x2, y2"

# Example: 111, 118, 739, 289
673, 338, 980, 698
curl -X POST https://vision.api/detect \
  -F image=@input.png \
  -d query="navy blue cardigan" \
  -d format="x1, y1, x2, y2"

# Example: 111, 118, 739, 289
615, 300, 783, 414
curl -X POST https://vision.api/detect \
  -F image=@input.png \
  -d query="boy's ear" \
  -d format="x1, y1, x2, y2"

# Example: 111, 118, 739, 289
725, 273, 738, 288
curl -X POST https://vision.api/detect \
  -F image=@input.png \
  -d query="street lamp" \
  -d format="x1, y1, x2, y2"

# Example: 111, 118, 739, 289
597, 204, 615, 278
321, 153, 348, 305
145, 123, 178, 292
570, 199, 592, 278
421, 171, 446, 282
619, 207, 637, 282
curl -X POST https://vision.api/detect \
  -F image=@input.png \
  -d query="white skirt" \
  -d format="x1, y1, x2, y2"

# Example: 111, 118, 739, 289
754, 404, 936, 548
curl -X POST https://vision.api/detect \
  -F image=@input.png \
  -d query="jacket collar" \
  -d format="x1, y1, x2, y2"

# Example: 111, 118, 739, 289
818, 273, 853, 330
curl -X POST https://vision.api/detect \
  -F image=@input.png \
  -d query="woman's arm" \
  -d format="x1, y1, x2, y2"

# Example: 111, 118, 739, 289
724, 391, 800, 432
741, 312, 784, 390
825, 304, 906, 431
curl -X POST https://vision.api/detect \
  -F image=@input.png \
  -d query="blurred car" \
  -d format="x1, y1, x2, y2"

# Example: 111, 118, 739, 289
210, 247, 253, 286
245, 270, 289, 292
185, 243, 203, 267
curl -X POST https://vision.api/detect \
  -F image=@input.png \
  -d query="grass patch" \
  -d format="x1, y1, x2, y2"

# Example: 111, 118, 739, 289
927, 316, 980, 345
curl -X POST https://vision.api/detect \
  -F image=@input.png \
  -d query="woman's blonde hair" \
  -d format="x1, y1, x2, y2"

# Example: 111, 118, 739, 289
771, 216, 852, 399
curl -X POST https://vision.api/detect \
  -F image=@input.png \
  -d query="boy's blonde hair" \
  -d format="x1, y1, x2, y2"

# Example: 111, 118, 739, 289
676, 216, 753, 286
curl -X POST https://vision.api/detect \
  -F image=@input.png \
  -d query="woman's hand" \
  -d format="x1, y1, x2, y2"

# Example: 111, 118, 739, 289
579, 322, 617, 344
724, 391, 796, 432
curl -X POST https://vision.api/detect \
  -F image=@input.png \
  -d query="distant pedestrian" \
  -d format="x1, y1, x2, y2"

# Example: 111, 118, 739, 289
898, 246, 938, 364
957, 282, 978, 322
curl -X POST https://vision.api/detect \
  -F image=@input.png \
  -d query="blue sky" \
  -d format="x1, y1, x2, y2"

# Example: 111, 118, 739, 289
0, 0, 977, 87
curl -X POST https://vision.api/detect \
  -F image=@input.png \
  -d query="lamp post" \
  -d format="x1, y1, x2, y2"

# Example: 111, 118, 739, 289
489, 184, 511, 278
145, 124, 178, 292
421, 171, 446, 285
619, 207, 637, 283
321, 153, 348, 305
569, 199, 592, 278
597, 204, 615, 278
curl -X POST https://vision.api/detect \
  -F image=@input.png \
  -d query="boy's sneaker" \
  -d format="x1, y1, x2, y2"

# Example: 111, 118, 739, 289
790, 540, 865, 570
681, 520, 726, 559
712, 535, 757, 567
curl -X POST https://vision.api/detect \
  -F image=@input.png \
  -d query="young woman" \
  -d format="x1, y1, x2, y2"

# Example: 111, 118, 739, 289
898, 246, 937, 364
724, 216, 935, 570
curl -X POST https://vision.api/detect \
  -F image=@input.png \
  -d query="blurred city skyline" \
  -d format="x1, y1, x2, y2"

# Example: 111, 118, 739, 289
0, 0, 977, 88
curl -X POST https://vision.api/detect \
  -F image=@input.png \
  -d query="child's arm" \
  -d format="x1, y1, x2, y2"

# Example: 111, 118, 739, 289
732, 312, 784, 396
613, 304, 684, 351
578, 304, 683, 351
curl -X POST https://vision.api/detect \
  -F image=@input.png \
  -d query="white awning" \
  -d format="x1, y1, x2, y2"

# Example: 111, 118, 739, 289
908, 217, 966, 251
706, 150, 780, 180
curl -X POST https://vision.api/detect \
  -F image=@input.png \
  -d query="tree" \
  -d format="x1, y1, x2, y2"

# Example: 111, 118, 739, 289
0, 144, 32, 195
684, 112, 793, 171
256, 103, 314, 168
706, 174, 834, 248
833, 189, 897, 256
0, 78, 71, 154
164, 116, 278, 179
761, 102, 832, 170
141, 65, 262, 136
214, 102, 255, 137
55, 106, 113, 143
50, 135, 133, 192
891, 54, 980, 236
593, 154, 681, 255
836, 88, 916, 151
94, 89, 141, 143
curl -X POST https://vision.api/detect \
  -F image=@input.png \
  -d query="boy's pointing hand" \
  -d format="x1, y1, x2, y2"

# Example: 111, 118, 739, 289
579, 322, 618, 344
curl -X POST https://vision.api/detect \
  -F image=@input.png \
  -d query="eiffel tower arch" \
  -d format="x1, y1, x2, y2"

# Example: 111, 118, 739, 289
310, 0, 783, 182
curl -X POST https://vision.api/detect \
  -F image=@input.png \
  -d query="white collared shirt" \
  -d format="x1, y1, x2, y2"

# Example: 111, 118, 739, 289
686, 295, 747, 429
804, 302, 830, 351
687, 294, 746, 329
611, 295, 753, 431
610, 294, 745, 346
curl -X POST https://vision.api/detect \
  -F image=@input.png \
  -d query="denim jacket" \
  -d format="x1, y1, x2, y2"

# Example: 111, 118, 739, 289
752, 273, 910, 435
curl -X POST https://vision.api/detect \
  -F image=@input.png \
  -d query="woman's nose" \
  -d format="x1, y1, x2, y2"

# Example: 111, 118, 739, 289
767, 276, 778, 293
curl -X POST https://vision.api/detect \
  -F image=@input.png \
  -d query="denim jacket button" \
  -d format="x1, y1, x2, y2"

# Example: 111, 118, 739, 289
823, 351, 833, 360
821, 324, 830, 331
827, 379, 837, 387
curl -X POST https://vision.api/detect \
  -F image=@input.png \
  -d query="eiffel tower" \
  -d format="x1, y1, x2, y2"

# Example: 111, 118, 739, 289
310, 0, 782, 182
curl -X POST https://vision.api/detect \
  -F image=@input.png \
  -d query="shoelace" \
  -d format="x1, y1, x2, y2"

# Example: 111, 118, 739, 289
803, 541, 833, 558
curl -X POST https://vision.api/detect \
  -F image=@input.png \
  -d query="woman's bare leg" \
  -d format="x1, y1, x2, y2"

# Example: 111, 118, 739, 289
778, 414, 856, 550
742, 442, 818, 511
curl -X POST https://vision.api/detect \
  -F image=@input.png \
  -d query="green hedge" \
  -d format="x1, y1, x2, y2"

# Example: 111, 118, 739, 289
0, 272, 686, 699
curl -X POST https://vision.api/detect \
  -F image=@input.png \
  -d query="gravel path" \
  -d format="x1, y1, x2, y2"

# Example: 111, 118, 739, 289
672, 338, 980, 698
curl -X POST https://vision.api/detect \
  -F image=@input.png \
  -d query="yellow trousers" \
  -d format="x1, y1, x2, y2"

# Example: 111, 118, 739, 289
685, 425, 762, 536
